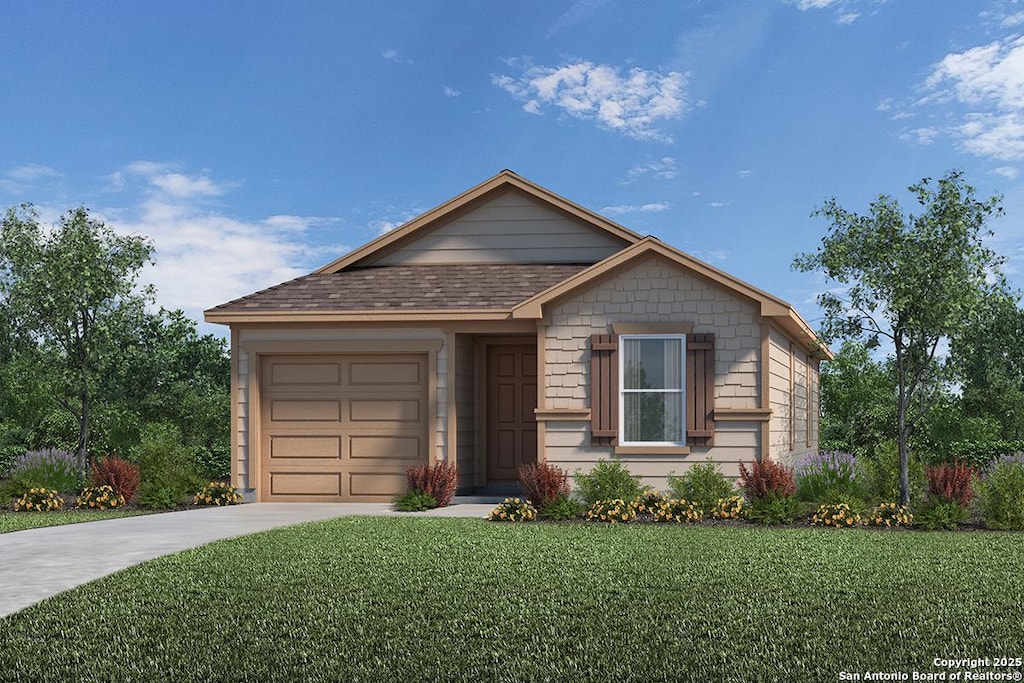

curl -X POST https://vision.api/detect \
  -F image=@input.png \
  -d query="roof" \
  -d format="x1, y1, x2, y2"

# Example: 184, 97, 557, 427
205, 263, 589, 313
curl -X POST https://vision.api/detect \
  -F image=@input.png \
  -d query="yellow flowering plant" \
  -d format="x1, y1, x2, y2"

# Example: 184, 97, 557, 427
13, 487, 64, 512
193, 481, 243, 506
651, 499, 703, 524
810, 502, 860, 527
488, 497, 537, 522
711, 496, 744, 520
586, 499, 637, 524
863, 502, 913, 528
77, 485, 125, 510
633, 490, 667, 517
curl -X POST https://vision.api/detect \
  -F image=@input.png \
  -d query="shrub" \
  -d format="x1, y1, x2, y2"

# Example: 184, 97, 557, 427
795, 451, 866, 503
925, 461, 977, 507
738, 459, 796, 502
586, 499, 637, 524
77, 485, 125, 510
12, 487, 63, 512
2, 448, 80, 497
863, 502, 913, 528
574, 458, 643, 506
745, 493, 803, 525
488, 497, 536, 522
651, 499, 703, 524
540, 495, 586, 521
193, 481, 242, 506
810, 502, 860, 528
518, 462, 570, 509
711, 496, 744, 520
667, 460, 735, 512
132, 424, 204, 509
406, 462, 458, 507
914, 499, 967, 531
91, 456, 140, 503
194, 444, 231, 480
633, 489, 667, 516
859, 442, 928, 504
137, 484, 187, 510
975, 456, 1024, 530
393, 490, 438, 512
946, 440, 1024, 469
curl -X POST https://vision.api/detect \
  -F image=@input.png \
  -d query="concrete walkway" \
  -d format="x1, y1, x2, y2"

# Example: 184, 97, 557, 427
0, 502, 493, 618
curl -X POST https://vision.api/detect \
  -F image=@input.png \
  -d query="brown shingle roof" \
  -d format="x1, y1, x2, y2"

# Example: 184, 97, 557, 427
207, 264, 589, 312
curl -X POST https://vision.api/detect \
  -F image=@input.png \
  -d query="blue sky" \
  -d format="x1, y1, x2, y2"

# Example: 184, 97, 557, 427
2, 0, 1023, 337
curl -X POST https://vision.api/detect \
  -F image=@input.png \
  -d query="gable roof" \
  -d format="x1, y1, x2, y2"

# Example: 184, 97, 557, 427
314, 169, 643, 273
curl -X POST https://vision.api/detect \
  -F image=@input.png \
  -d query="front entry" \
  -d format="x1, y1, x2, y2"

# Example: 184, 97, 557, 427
486, 344, 538, 481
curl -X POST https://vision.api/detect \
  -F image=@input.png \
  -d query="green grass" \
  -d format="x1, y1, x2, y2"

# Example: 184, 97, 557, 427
0, 509, 150, 534
1, 518, 1022, 682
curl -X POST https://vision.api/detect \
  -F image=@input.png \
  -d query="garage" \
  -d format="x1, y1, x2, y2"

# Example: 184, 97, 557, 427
258, 354, 428, 502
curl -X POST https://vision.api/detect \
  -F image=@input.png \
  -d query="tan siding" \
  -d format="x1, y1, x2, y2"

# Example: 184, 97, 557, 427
454, 333, 477, 491
793, 348, 808, 449
768, 328, 791, 459
369, 190, 625, 265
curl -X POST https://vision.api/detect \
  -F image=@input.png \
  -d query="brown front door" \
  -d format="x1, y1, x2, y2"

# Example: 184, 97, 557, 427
487, 344, 538, 481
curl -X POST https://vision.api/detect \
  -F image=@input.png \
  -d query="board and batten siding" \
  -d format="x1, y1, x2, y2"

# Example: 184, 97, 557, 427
540, 255, 764, 491
231, 327, 448, 493
367, 190, 627, 266
767, 327, 818, 466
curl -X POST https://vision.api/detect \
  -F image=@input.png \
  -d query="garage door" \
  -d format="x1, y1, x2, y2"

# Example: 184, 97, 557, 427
259, 354, 428, 502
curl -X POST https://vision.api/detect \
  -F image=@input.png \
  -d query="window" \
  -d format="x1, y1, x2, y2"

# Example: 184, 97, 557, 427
618, 335, 686, 444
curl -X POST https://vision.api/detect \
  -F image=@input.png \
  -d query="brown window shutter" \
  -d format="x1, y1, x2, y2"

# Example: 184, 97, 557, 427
589, 334, 618, 446
686, 334, 715, 447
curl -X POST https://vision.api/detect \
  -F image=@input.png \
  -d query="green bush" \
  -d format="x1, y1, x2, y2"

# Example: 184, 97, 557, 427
975, 457, 1024, 530
393, 490, 438, 512
194, 445, 231, 480
539, 495, 586, 521
914, 499, 968, 531
574, 458, 643, 505
943, 440, 1024, 469
131, 424, 204, 510
859, 441, 927, 504
745, 493, 804, 525
1, 448, 81, 498
488, 497, 536, 522
667, 459, 735, 513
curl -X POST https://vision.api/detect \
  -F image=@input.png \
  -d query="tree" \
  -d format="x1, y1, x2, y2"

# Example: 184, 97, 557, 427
819, 340, 895, 456
0, 205, 154, 473
793, 171, 1007, 505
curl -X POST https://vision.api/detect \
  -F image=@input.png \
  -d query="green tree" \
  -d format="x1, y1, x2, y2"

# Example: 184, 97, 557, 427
819, 340, 895, 455
0, 205, 154, 473
794, 171, 1007, 505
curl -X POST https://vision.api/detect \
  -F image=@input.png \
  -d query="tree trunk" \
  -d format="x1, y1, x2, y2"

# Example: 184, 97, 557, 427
76, 382, 89, 480
896, 347, 911, 506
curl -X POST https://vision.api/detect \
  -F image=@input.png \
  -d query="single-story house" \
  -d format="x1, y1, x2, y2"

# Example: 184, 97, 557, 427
205, 170, 830, 502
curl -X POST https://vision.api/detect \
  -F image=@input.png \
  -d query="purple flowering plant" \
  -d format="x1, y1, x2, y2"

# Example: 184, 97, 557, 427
794, 451, 865, 503
3, 448, 81, 497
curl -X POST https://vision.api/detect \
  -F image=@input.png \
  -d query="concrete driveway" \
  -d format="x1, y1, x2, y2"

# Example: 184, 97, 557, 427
0, 502, 493, 618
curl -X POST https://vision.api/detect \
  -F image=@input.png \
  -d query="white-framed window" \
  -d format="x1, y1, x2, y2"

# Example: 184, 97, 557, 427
618, 334, 686, 445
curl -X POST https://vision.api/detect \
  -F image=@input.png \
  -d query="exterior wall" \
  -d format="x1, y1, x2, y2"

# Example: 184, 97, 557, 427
233, 327, 448, 493
368, 190, 626, 265
541, 255, 763, 491
768, 327, 818, 466
454, 333, 477, 491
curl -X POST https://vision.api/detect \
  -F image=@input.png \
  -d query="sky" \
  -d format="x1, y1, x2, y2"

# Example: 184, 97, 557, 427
1, 0, 1023, 338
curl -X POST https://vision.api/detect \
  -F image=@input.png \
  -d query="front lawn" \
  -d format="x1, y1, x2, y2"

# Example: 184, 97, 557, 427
1, 518, 1021, 681
0, 509, 150, 534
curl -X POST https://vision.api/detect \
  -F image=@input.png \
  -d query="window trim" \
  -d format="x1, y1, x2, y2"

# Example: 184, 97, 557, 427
617, 333, 687, 446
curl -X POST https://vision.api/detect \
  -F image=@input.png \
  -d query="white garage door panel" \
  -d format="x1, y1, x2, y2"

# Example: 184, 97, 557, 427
260, 354, 428, 502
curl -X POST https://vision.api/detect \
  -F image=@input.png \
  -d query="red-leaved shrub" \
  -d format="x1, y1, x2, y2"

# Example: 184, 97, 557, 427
926, 461, 978, 507
91, 455, 141, 503
518, 462, 570, 509
406, 462, 458, 507
738, 459, 796, 501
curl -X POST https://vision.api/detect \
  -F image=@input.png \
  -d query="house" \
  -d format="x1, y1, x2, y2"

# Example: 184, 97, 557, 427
204, 170, 829, 502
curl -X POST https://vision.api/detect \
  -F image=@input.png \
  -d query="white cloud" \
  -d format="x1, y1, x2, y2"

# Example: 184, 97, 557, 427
493, 60, 688, 142
918, 34, 1024, 160
689, 248, 729, 264
545, 0, 610, 38
708, 201, 728, 208
443, 86, 461, 97
794, 0, 841, 8
382, 48, 398, 60
905, 127, 940, 145
993, 166, 1020, 179
837, 12, 860, 25
150, 172, 226, 198
876, 97, 894, 111
600, 202, 669, 216
1002, 11, 1024, 28
624, 157, 678, 182
737, 169, 754, 179
6, 164, 61, 183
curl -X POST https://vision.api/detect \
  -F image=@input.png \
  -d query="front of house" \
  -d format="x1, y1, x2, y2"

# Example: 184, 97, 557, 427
205, 171, 829, 502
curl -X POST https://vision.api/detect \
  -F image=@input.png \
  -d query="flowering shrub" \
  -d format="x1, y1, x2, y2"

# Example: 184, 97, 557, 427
863, 502, 913, 528
711, 496, 744, 520
91, 456, 141, 503
77, 485, 125, 510
518, 462, 570, 509
651, 499, 703, 524
489, 497, 537, 522
4, 449, 80, 496
738, 459, 796, 501
586, 499, 637, 524
810, 502, 860, 527
406, 462, 458, 507
13, 487, 63, 512
193, 482, 243, 506
633, 490, 667, 516
925, 461, 978, 507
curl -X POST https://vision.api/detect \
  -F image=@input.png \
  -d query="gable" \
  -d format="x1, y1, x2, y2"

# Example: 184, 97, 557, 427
363, 188, 630, 266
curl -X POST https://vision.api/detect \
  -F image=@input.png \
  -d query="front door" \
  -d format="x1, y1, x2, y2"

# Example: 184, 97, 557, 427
487, 344, 538, 481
